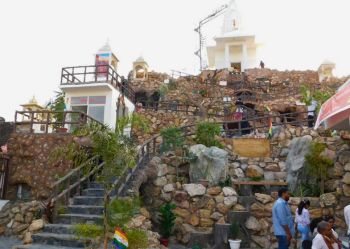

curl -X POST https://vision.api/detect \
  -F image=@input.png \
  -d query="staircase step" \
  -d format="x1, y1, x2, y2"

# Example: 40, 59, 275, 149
73, 196, 104, 206
14, 244, 83, 249
82, 188, 104, 197
43, 224, 75, 235
87, 182, 104, 189
57, 213, 103, 225
32, 233, 87, 247
68, 205, 104, 215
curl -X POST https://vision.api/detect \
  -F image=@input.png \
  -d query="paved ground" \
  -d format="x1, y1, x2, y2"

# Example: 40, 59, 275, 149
0, 236, 21, 249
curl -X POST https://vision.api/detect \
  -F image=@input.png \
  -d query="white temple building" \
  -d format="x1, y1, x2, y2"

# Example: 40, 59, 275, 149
206, 0, 259, 72
60, 42, 135, 132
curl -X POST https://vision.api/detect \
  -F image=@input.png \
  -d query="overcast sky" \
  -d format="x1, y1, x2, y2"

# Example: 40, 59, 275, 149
0, 0, 349, 121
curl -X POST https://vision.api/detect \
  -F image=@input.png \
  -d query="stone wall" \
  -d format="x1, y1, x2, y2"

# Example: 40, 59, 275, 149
141, 153, 348, 248
0, 122, 14, 146
133, 109, 198, 144
0, 201, 45, 244
6, 133, 73, 200
138, 126, 350, 248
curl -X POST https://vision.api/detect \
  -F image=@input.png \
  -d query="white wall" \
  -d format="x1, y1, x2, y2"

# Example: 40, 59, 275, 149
60, 83, 135, 131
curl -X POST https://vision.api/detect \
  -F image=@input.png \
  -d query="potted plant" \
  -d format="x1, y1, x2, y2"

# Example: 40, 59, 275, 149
159, 203, 176, 246
228, 220, 241, 249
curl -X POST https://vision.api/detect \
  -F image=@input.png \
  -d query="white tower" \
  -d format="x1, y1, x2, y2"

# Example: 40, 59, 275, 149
206, 0, 258, 71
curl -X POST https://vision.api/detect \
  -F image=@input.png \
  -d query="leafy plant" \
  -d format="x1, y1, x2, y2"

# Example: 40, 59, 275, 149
73, 224, 103, 249
126, 229, 149, 249
199, 89, 208, 97
183, 150, 198, 163
230, 220, 240, 240
219, 177, 232, 188
250, 176, 263, 182
299, 84, 334, 114
46, 91, 66, 130
305, 142, 333, 194
116, 113, 150, 136
195, 122, 223, 148
159, 203, 176, 239
160, 127, 185, 153
107, 198, 140, 228
300, 84, 312, 106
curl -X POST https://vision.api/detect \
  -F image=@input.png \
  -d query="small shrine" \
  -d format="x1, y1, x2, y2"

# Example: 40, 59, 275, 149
132, 56, 149, 80
318, 59, 336, 82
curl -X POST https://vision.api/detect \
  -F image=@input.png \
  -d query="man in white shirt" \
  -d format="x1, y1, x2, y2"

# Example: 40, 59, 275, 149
312, 221, 338, 249
345, 205, 350, 241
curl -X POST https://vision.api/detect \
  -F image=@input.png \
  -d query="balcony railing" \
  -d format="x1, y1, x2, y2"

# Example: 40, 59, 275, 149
61, 65, 135, 103
14, 111, 102, 134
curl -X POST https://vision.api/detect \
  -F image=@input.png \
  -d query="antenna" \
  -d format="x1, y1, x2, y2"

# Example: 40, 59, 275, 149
194, 4, 228, 71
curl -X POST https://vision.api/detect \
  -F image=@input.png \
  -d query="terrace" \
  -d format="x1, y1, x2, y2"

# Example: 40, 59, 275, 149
60, 65, 135, 103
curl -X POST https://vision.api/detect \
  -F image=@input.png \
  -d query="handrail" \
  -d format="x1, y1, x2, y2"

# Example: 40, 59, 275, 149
14, 111, 103, 134
47, 156, 103, 222
0, 154, 9, 199
44, 109, 315, 222
61, 65, 136, 103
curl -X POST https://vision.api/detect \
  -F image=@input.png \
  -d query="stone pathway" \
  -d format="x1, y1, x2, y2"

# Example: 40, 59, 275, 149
0, 235, 21, 249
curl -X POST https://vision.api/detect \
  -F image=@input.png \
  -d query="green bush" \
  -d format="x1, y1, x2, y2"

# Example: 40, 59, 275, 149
107, 198, 140, 228
73, 224, 103, 248
127, 229, 149, 249
160, 127, 185, 153
159, 203, 176, 239
219, 177, 232, 188
305, 142, 333, 194
195, 122, 223, 148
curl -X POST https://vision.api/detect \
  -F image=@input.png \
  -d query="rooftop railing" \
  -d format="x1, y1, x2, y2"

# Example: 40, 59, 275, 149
61, 65, 135, 103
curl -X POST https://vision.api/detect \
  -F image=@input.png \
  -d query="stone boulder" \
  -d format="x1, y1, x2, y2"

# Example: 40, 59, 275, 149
245, 216, 261, 231
183, 184, 206, 197
319, 193, 337, 207
286, 135, 312, 192
255, 193, 273, 204
189, 144, 228, 186
246, 165, 264, 178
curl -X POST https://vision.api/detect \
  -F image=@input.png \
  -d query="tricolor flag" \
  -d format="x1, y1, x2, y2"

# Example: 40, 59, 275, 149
113, 228, 128, 249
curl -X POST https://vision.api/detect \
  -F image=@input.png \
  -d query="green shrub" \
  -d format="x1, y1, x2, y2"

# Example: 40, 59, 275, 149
73, 224, 103, 248
305, 142, 333, 194
159, 203, 176, 239
107, 198, 140, 228
160, 127, 185, 153
219, 177, 232, 188
127, 229, 149, 249
195, 122, 223, 148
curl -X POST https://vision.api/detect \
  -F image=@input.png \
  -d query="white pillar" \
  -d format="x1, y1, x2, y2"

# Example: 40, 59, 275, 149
224, 44, 230, 69
242, 44, 248, 72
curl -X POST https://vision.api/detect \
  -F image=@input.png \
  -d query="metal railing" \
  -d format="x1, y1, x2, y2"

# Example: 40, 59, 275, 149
14, 111, 102, 134
0, 154, 9, 199
61, 65, 135, 103
48, 156, 103, 222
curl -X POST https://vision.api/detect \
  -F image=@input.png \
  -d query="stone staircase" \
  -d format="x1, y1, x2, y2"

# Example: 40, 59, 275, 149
14, 182, 104, 249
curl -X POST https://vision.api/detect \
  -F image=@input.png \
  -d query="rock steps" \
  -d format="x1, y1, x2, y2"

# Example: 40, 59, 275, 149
14, 185, 105, 249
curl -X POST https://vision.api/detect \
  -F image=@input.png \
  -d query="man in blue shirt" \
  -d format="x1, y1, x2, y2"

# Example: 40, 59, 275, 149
272, 187, 295, 249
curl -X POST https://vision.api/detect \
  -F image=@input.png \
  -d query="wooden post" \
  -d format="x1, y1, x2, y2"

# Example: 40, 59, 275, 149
30, 112, 34, 133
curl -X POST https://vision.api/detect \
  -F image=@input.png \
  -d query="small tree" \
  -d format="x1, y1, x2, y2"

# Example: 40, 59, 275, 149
160, 127, 185, 153
195, 122, 223, 148
159, 203, 176, 239
46, 91, 66, 129
305, 142, 333, 194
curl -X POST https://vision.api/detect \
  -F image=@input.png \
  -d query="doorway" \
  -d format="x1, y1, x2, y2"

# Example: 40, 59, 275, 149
231, 62, 241, 73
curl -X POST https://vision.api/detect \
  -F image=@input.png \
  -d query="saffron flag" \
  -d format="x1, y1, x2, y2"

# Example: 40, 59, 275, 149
113, 228, 128, 249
